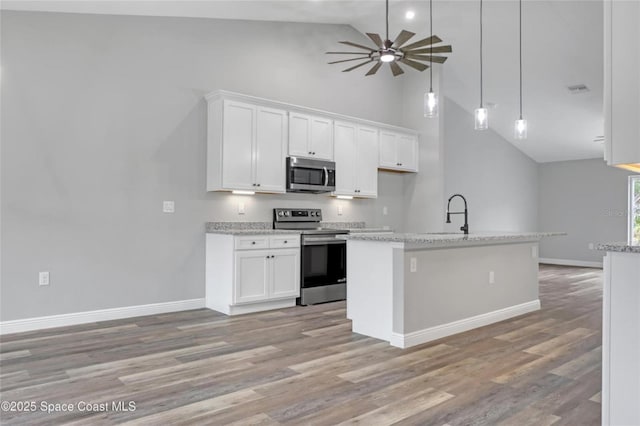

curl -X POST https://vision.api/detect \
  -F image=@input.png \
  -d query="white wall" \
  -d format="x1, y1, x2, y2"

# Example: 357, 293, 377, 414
0, 11, 411, 321
442, 98, 539, 233
538, 159, 634, 265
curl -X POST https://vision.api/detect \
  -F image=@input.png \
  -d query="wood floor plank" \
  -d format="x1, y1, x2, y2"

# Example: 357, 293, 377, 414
0, 265, 602, 425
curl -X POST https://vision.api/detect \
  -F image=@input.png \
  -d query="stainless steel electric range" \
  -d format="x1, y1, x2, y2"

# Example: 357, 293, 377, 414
273, 208, 348, 305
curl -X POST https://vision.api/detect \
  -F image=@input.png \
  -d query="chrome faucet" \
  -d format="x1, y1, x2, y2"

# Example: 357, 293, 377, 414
446, 194, 469, 235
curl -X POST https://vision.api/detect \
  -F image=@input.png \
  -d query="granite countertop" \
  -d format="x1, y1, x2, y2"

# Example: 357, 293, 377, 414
343, 231, 566, 246
347, 227, 393, 233
206, 222, 300, 235
595, 243, 640, 254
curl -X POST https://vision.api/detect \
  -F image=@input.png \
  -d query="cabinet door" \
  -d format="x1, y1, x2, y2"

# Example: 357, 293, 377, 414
355, 125, 379, 198
288, 112, 311, 157
379, 131, 398, 168
255, 106, 287, 193
396, 134, 418, 172
270, 249, 300, 299
234, 251, 269, 304
222, 101, 255, 190
608, 0, 640, 166
333, 121, 358, 196
310, 117, 334, 161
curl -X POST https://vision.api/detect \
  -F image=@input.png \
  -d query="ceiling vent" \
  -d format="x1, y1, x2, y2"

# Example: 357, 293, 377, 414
567, 84, 590, 94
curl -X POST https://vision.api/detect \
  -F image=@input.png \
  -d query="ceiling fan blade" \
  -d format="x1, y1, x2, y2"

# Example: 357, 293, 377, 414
326, 51, 373, 55
339, 41, 376, 52
400, 35, 443, 51
328, 57, 371, 64
400, 58, 429, 71
366, 33, 384, 48
407, 45, 453, 55
393, 30, 415, 48
343, 59, 374, 72
365, 62, 383, 76
389, 61, 405, 77
404, 54, 448, 64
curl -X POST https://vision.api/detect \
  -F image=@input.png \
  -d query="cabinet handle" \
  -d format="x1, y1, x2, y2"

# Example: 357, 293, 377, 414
308, 151, 312, 155
266, 255, 270, 259
312, 152, 316, 155
284, 240, 288, 244
257, 183, 261, 187
251, 241, 256, 245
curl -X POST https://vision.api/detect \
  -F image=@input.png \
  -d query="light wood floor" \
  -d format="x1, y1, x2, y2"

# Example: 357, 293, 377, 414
0, 264, 602, 425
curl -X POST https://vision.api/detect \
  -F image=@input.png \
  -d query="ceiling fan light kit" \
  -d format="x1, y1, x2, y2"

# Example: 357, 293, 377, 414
327, 0, 451, 77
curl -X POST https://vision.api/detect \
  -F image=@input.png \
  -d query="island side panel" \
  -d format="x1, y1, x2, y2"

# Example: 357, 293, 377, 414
346, 240, 403, 342
397, 242, 540, 347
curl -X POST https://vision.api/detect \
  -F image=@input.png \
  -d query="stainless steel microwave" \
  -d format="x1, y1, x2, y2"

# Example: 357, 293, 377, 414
286, 157, 336, 193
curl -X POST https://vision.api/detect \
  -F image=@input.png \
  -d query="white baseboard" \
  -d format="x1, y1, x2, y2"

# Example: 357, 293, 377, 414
390, 300, 541, 349
539, 258, 603, 268
0, 298, 205, 335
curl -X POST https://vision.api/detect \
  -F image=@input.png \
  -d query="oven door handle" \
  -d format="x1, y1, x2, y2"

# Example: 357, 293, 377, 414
303, 239, 346, 246
323, 166, 329, 187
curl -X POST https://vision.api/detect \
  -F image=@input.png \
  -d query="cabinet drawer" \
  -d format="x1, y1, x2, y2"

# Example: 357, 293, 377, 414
270, 235, 300, 249
235, 236, 269, 250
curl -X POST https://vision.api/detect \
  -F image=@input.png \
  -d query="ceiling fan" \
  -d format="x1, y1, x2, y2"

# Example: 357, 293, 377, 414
326, 0, 452, 77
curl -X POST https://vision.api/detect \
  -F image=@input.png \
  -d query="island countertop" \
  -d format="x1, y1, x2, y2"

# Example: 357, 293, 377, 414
596, 242, 640, 254
343, 231, 565, 249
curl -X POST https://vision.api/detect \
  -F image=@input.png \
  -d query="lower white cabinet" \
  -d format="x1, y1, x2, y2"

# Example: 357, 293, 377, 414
602, 251, 640, 426
206, 234, 300, 315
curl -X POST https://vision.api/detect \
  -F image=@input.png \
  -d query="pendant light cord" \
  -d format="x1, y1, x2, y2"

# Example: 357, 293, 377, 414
480, 0, 484, 108
519, 0, 523, 120
429, 0, 433, 91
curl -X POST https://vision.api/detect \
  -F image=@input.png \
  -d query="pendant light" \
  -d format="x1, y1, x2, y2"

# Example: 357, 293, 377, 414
475, 0, 488, 130
515, 0, 527, 139
424, 0, 439, 118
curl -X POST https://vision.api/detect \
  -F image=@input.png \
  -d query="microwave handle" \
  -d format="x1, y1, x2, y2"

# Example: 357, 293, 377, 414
323, 167, 329, 186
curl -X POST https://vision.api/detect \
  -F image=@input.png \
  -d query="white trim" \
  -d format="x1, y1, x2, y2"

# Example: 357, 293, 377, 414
0, 299, 205, 335
539, 258, 603, 268
390, 300, 541, 349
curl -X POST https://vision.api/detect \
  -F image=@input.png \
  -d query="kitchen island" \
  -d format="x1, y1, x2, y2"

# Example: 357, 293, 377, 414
344, 232, 564, 348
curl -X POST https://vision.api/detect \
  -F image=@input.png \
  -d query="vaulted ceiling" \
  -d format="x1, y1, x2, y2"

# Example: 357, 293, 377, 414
2, 0, 605, 162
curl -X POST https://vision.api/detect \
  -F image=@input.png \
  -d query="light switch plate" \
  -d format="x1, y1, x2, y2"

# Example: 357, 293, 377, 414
337, 205, 343, 216
383, 206, 388, 216
163, 201, 175, 213
410, 257, 417, 272
238, 202, 245, 215
39, 271, 50, 286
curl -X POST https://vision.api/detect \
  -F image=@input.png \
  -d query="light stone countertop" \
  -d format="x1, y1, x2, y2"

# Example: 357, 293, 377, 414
206, 222, 300, 235
595, 243, 640, 254
343, 232, 566, 248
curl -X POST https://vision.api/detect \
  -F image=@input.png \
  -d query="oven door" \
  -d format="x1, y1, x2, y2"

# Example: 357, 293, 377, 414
301, 237, 346, 288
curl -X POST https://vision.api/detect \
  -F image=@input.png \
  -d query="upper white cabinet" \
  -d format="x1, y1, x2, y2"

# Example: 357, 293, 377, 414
207, 99, 288, 193
379, 131, 419, 172
288, 113, 334, 161
334, 121, 379, 198
604, 0, 640, 172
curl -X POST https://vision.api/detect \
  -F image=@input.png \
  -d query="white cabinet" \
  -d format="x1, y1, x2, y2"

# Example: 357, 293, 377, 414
379, 131, 419, 172
602, 251, 640, 426
288, 113, 334, 161
604, 0, 640, 172
334, 121, 379, 198
207, 99, 288, 193
206, 234, 300, 315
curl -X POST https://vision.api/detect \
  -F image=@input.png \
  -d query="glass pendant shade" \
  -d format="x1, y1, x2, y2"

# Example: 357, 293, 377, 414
515, 118, 527, 139
424, 91, 439, 118
474, 107, 488, 130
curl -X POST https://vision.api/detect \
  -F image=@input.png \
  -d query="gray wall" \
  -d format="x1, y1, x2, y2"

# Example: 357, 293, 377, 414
538, 159, 634, 264
0, 11, 413, 321
442, 98, 539, 233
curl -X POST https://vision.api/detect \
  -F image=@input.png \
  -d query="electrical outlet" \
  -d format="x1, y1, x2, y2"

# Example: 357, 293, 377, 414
39, 271, 50, 286
383, 206, 388, 216
410, 257, 417, 272
337, 205, 343, 216
588, 243, 595, 250
531, 246, 538, 258
489, 271, 495, 284
162, 201, 175, 213
238, 202, 245, 215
